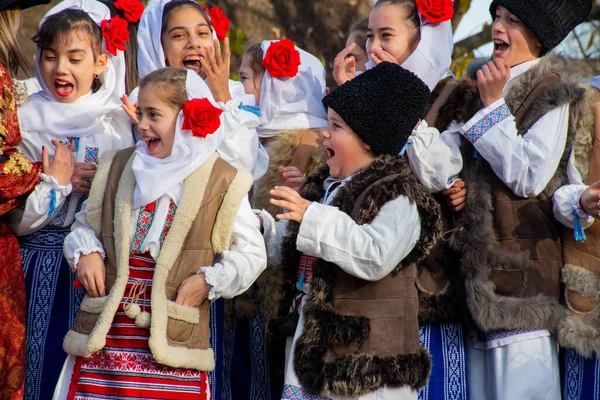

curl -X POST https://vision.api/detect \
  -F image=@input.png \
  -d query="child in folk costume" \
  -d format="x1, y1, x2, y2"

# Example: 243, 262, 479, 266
406, 0, 593, 399
8, 0, 135, 397
550, 78, 600, 399
337, 2, 471, 399
0, 0, 72, 397
260, 62, 442, 400
344, 16, 369, 74
55, 67, 266, 399
128, 0, 267, 179
240, 40, 328, 216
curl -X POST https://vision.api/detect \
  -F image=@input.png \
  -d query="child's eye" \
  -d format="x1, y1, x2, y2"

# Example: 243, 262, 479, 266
509, 18, 520, 23
150, 112, 160, 118
172, 33, 184, 39
43, 55, 56, 61
333, 123, 341, 129
366, 33, 374, 40
70, 59, 82, 64
198, 31, 210, 37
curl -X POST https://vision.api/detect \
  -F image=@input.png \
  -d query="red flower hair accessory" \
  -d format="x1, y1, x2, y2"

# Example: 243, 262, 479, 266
101, 15, 130, 56
415, 0, 454, 24
207, 5, 230, 42
114, 0, 144, 23
182, 98, 223, 138
261, 39, 301, 78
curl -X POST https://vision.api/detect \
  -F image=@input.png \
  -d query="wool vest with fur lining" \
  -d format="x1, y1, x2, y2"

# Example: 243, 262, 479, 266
434, 54, 594, 333
280, 155, 443, 396
63, 147, 253, 371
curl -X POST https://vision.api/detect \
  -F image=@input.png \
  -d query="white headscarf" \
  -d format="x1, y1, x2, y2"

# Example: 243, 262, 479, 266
366, 9, 454, 90
137, 0, 218, 79
18, 0, 127, 138
132, 70, 225, 208
257, 40, 328, 138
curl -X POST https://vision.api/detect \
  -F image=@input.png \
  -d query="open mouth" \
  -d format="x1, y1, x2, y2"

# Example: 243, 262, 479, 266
54, 79, 74, 97
145, 137, 161, 152
325, 146, 335, 161
493, 39, 509, 57
182, 55, 203, 75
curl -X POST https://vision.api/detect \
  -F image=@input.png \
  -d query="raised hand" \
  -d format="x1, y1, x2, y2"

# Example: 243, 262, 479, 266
369, 47, 397, 65
42, 139, 75, 186
333, 43, 358, 86
477, 58, 510, 107
121, 94, 139, 124
77, 252, 106, 298
278, 166, 305, 192
270, 186, 311, 223
200, 38, 232, 103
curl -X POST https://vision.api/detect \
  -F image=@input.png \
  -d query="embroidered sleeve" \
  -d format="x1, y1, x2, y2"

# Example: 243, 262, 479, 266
460, 99, 512, 144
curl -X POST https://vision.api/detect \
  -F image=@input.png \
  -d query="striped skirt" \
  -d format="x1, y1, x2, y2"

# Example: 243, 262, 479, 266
67, 254, 211, 400
561, 348, 600, 400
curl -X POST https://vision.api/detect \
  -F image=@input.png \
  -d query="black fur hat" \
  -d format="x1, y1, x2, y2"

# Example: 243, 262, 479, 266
490, 0, 592, 54
322, 62, 430, 156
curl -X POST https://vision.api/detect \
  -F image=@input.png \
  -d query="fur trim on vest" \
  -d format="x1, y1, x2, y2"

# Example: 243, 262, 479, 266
447, 54, 591, 332
281, 155, 442, 396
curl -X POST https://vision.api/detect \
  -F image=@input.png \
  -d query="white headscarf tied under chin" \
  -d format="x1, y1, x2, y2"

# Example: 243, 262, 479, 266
257, 40, 328, 139
131, 70, 225, 209
137, 0, 218, 80
18, 0, 127, 138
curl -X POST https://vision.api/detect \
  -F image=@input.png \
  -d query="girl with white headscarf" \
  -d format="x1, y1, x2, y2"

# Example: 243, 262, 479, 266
9, 0, 135, 397
131, 0, 267, 179
55, 67, 266, 399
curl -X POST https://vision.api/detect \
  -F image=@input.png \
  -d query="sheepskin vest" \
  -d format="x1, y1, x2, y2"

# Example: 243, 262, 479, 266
442, 54, 594, 332
63, 147, 253, 371
280, 155, 442, 396
558, 88, 600, 357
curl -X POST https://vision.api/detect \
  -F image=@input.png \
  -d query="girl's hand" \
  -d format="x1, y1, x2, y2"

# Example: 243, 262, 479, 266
369, 48, 397, 65
278, 166, 305, 192
71, 163, 97, 194
78, 252, 106, 298
477, 59, 510, 107
175, 273, 212, 307
270, 186, 311, 223
42, 139, 75, 186
121, 94, 139, 124
442, 180, 467, 213
579, 180, 600, 218
200, 38, 232, 103
333, 43, 358, 86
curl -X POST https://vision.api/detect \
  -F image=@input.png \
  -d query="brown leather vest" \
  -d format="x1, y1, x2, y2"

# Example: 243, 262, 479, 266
71, 147, 238, 355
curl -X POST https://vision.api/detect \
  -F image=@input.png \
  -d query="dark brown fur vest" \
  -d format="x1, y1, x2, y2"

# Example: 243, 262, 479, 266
441, 54, 591, 332
280, 155, 442, 396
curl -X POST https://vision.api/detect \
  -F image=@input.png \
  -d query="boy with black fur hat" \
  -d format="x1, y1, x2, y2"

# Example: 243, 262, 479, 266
258, 62, 442, 399
406, 0, 593, 399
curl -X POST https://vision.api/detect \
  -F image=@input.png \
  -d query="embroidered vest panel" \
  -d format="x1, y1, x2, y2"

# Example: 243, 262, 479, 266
285, 155, 442, 396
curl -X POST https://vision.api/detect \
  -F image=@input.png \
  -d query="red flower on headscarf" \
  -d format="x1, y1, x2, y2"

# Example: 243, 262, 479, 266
182, 98, 223, 138
261, 39, 301, 78
114, 0, 144, 23
415, 0, 454, 24
101, 16, 130, 56
207, 6, 230, 42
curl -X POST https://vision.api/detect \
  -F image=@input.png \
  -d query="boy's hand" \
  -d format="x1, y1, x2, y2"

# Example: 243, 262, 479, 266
78, 252, 106, 297
270, 186, 311, 223
477, 59, 510, 107
278, 166, 305, 192
176, 273, 212, 307
333, 43, 358, 86
121, 94, 139, 124
200, 38, 232, 103
580, 180, 600, 218
442, 180, 467, 212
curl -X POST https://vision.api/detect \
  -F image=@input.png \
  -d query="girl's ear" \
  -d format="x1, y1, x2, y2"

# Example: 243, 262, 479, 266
94, 53, 109, 77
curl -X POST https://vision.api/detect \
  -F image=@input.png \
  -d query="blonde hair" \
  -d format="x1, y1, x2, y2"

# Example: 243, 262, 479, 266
139, 67, 188, 110
0, 7, 29, 75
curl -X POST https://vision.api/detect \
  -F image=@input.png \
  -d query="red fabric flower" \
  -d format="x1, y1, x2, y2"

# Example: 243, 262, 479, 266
261, 39, 301, 78
415, 0, 454, 24
114, 0, 144, 23
101, 16, 130, 56
207, 6, 230, 42
182, 98, 223, 138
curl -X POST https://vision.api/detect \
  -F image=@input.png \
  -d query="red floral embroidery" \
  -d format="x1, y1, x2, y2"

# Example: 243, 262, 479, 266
261, 39, 301, 78
114, 0, 144, 23
207, 5, 230, 42
415, 0, 454, 24
101, 16, 130, 56
182, 98, 223, 138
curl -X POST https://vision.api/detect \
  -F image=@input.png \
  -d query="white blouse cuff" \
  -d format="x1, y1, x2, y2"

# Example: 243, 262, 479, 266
40, 173, 72, 194
572, 187, 594, 221
73, 248, 106, 272
199, 266, 219, 301
460, 98, 512, 144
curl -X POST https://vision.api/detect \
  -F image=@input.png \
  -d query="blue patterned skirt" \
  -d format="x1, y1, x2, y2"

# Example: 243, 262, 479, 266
20, 226, 83, 400
419, 323, 469, 400
561, 348, 600, 400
